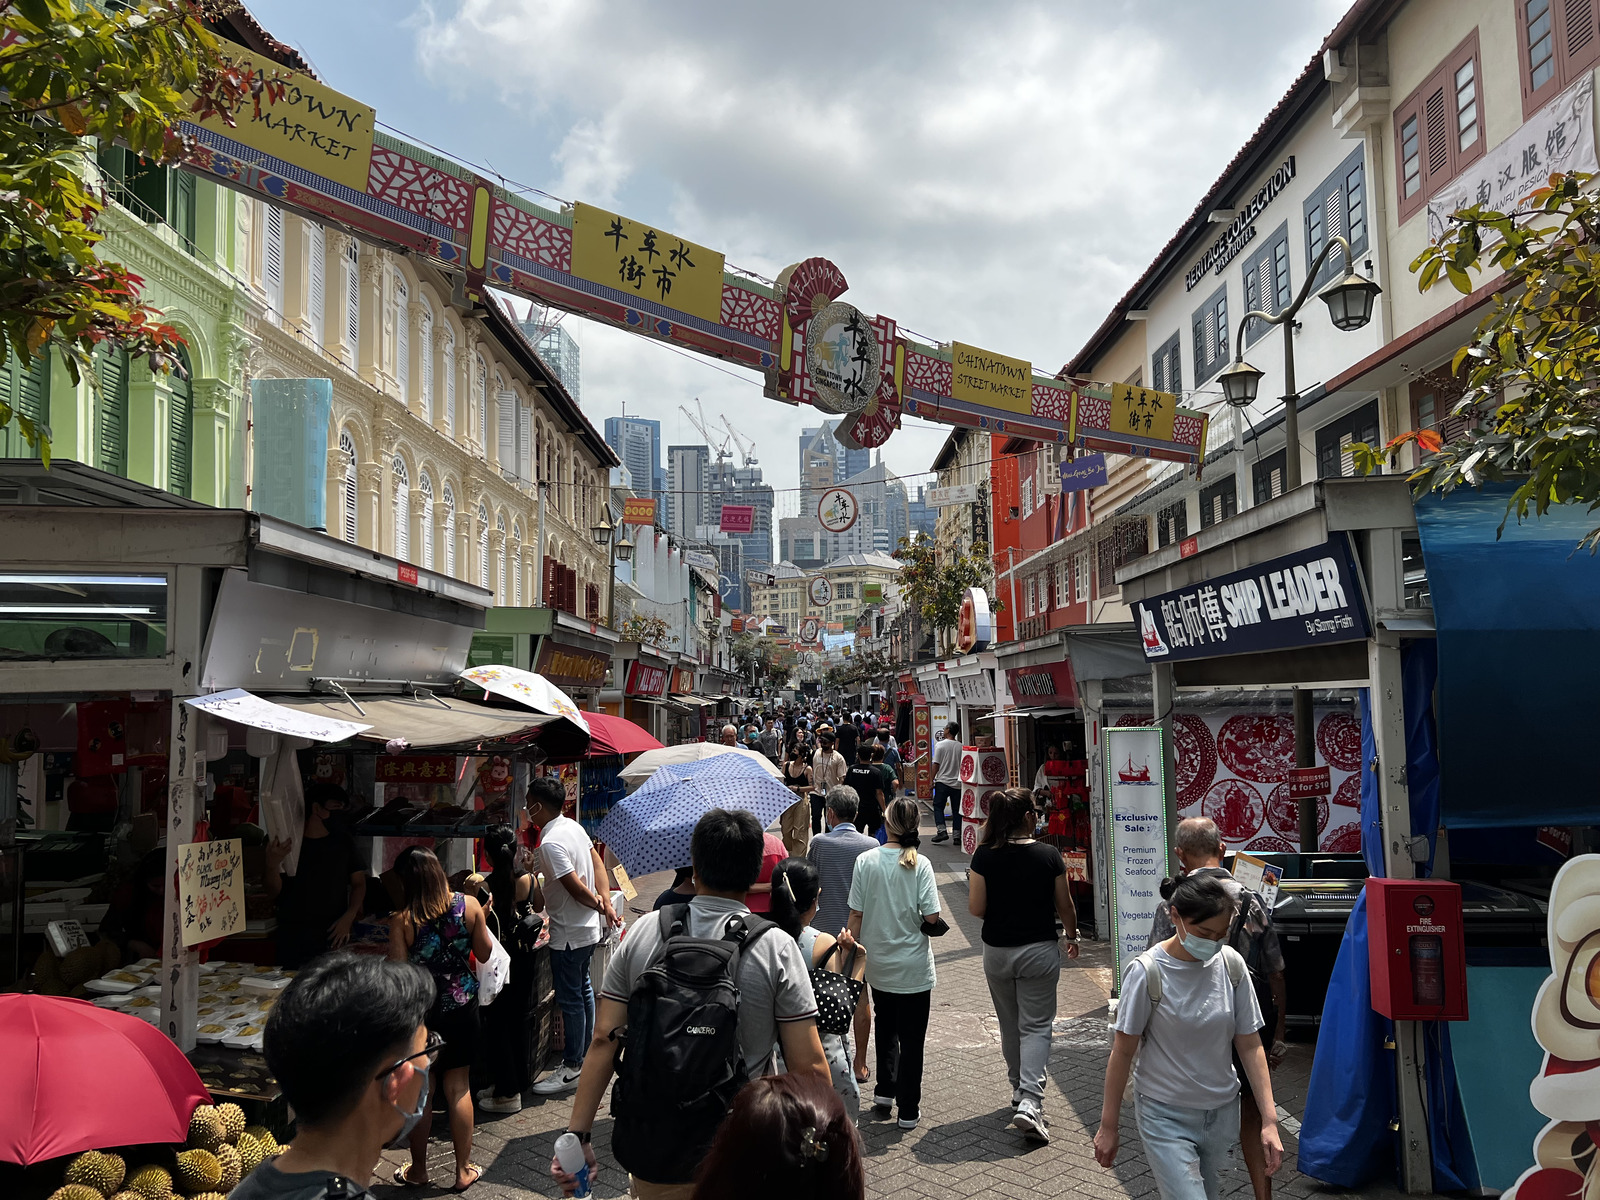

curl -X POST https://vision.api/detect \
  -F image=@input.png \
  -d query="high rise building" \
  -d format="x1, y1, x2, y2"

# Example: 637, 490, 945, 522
709, 460, 775, 575
604, 416, 664, 511
521, 318, 581, 403
665, 444, 710, 540
797, 423, 842, 507
908, 484, 936, 541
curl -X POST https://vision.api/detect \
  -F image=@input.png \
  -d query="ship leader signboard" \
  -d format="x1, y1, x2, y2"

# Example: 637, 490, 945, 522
1134, 534, 1370, 664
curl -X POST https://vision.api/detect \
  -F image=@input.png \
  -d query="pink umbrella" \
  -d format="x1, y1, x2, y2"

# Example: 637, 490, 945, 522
0, 994, 211, 1164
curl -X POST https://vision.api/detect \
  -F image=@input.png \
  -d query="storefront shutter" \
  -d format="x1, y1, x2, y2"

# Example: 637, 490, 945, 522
168, 348, 193, 498
95, 346, 128, 476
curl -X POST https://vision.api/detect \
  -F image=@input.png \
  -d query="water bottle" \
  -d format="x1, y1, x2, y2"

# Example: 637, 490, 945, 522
554, 1132, 591, 1198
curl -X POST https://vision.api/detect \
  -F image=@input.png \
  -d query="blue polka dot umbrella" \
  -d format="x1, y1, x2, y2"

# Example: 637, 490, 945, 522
597, 751, 800, 877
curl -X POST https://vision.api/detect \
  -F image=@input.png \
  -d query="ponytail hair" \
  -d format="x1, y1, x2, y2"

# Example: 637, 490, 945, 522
883, 798, 921, 869
1159, 872, 1234, 924
979, 787, 1036, 851
769, 857, 819, 940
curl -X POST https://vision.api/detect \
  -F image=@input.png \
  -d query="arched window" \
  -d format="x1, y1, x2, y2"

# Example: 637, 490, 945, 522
339, 430, 358, 543
419, 300, 433, 424
441, 482, 457, 576
477, 502, 490, 590
392, 455, 410, 561
496, 513, 508, 603
419, 473, 435, 571
168, 345, 193, 499
442, 328, 456, 437
475, 353, 488, 445
394, 274, 409, 399
512, 521, 524, 606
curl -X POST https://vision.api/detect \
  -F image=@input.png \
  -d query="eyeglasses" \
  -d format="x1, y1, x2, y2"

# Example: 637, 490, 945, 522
376, 1031, 445, 1080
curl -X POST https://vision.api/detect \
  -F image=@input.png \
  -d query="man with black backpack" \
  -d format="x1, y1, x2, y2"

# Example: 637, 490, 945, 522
1146, 817, 1288, 1200
554, 808, 829, 1200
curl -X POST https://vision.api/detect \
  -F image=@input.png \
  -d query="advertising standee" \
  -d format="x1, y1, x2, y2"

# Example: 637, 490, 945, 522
1106, 726, 1169, 986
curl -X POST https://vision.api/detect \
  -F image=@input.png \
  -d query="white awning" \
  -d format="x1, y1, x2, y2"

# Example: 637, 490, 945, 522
185, 689, 371, 742
972, 707, 1076, 719
265, 693, 559, 749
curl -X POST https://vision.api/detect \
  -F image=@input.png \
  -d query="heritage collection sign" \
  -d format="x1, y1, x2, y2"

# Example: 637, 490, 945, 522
1135, 534, 1370, 663
1185, 157, 1297, 291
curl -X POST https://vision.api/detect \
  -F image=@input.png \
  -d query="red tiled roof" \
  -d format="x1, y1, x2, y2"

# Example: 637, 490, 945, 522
212, 4, 314, 75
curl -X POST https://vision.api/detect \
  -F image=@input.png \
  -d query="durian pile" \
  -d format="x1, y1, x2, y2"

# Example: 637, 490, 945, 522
47, 1103, 281, 1200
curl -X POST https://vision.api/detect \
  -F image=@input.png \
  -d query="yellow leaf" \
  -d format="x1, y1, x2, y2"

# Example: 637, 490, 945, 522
24, 319, 55, 355
59, 102, 87, 135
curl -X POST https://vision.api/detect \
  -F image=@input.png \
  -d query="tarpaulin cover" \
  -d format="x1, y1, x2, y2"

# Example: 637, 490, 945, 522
1298, 644, 1478, 1192
1415, 483, 1600, 827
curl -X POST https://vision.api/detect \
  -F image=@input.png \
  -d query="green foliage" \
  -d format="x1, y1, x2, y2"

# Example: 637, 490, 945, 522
0, 0, 279, 459
1401, 171, 1600, 547
891, 534, 1000, 652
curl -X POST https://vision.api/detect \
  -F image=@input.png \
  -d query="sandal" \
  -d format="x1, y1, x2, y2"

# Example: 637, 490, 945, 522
392, 1165, 427, 1188
452, 1164, 484, 1193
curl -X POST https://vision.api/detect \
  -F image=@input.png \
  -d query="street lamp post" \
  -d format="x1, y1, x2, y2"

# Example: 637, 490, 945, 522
591, 511, 633, 630
1218, 234, 1381, 851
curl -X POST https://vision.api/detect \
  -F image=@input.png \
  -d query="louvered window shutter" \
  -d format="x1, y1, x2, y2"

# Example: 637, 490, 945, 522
477, 362, 488, 444
169, 350, 193, 498
479, 507, 490, 590
172, 169, 197, 254
517, 404, 530, 480
1273, 236, 1291, 308
395, 277, 410, 399
308, 224, 326, 347
443, 339, 456, 437
96, 347, 128, 476
443, 490, 456, 575
264, 206, 285, 324
419, 310, 433, 423
340, 433, 358, 543
393, 457, 411, 561
497, 391, 516, 473
420, 478, 435, 571
18, 350, 49, 424
345, 241, 360, 354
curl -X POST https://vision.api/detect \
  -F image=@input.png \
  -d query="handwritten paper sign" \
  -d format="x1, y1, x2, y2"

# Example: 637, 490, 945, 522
178, 840, 245, 948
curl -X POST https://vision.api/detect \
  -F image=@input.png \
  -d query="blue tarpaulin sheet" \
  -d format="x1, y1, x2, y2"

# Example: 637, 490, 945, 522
1298, 645, 1477, 1192
1414, 483, 1600, 827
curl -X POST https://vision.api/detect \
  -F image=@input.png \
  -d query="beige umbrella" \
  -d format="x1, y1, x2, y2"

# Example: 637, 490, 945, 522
618, 742, 783, 790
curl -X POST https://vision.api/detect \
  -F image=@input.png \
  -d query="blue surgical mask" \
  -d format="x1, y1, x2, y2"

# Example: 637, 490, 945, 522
388, 1069, 430, 1147
1177, 918, 1224, 962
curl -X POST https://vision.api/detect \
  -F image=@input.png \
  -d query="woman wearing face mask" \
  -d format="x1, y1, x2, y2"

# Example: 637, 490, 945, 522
1095, 873, 1282, 1200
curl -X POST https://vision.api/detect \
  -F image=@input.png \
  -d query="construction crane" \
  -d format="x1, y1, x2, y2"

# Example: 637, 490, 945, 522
721, 415, 759, 467
678, 398, 732, 464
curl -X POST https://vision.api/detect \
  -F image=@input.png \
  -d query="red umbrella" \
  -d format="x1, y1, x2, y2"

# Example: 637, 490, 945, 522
583, 711, 665, 757
0, 994, 210, 1165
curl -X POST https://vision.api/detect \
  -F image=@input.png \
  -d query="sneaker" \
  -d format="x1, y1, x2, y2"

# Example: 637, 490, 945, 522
1011, 1088, 1022, 1109
1012, 1102, 1049, 1143
897, 1112, 920, 1130
872, 1093, 895, 1110
530, 1066, 583, 1095
932, 830, 950, 844
477, 1093, 522, 1113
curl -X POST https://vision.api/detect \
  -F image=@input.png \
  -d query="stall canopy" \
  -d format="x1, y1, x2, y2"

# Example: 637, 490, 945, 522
264, 692, 576, 753
1415, 483, 1600, 828
583, 711, 664, 757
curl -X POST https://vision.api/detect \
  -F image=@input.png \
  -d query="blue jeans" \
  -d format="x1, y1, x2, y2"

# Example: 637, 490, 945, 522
932, 782, 962, 834
549, 943, 597, 1069
1133, 1092, 1240, 1200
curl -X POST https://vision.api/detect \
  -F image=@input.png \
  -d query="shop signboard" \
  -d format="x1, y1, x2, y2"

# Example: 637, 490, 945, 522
1288, 765, 1331, 799
536, 640, 610, 691
922, 672, 951, 703
927, 483, 980, 507
1134, 533, 1370, 663
375, 755, 455, 783
625, 662, 669, 697
570, 202, 725, 324
862, 583, 883, 603
1106, 726, 1168, 986
178, 839, 245, 948
719, 505, 755, 534
622, 497, 658, 525
948, 670, 995, 707
913, 697, 933, 800
670, 667, 696, 694
1060, 454, 1108, 494
1004, 661, 1077, 708
955, 587, 993, 653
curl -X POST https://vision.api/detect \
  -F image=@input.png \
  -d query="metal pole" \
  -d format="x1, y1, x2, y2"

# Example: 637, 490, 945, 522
536, 482, 548, 606
1281, 314, 1301, 491
1294, 688, 1316, 851
606, 538, 616, 628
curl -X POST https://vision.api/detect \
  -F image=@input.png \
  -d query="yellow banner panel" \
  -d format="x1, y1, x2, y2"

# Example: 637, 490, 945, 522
1108, 382, 1178, 441
951, 342, 1032, 415
571, 203, 724, 324
198, 44, 375, 192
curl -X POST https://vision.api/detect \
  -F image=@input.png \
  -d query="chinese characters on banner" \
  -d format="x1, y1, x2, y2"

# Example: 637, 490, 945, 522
1108, 382, 1178, 441
1136, 534, 1371, 663
178, 839, 245, 948
373, 755, 456, 783
1105, 727, 1168, 985
950, 342, 1032, 415
719, 505, 755, 534
1428, 74, 1597, 243
569, 202, 725, 323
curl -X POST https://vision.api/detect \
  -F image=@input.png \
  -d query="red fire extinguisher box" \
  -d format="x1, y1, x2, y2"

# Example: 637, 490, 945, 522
1365, 878, 1468, 1021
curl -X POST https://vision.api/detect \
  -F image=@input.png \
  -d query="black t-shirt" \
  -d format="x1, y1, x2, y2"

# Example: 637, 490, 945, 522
231, 1162, 374, 1200
844, 763, 887, 831
836, 723, 858, 763
277, 832, 363, 954
969, 841, 1066, 947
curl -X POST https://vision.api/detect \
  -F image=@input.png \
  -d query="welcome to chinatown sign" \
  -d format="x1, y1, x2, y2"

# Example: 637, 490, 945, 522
1185, 158, 1297, 291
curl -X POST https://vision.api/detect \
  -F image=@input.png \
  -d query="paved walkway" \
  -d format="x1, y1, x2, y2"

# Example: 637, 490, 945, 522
374, 818, 1437, 1200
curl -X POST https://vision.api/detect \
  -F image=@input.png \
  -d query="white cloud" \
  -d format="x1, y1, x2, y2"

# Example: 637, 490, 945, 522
407, 0, 1345, 501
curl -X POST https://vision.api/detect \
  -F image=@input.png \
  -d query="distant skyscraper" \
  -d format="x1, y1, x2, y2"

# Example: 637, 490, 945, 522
908, 485, 936, 540
666, 444, 710, 539
710, 461, 775, 572
522, 320, 581, 403
604, 416, 663, 511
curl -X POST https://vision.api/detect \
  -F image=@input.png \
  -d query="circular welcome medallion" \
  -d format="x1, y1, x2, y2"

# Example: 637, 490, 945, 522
816, 487, 859, 533
805, 302, 881, 414
807, 576, 833, 606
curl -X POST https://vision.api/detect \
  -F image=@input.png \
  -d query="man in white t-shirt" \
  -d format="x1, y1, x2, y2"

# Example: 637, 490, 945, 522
931, 722, 964, 844
525, 775, 618, 1098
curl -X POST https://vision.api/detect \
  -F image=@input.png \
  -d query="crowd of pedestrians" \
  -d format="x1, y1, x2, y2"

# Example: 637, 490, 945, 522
235, 699, 1291, 1200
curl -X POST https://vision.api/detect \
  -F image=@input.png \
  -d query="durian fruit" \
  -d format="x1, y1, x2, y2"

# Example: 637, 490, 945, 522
187, 1105, 225, 1153
173, 1149, 221, 1195
49, 1186, 103, 1200
125, 1166, 173, 1200
215, 1102, 246, 1144
242, 1127, 279, 1158
65, 1150, 126, 1194
109, 1193, 142, 1200
234, 1133, 263, 1176
186, 1194, 227, 1200
213, 1144, 241, 1192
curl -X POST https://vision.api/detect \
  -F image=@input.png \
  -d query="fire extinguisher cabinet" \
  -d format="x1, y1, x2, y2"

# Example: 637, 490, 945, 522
1365, 877, 1469, 1021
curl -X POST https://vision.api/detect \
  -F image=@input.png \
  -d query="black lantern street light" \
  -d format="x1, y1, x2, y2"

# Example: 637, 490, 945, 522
1215, 233, 1380, 853
591, 510, 634, 628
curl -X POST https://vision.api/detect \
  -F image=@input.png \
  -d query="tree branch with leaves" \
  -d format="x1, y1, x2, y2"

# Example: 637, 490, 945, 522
891, 535, 1001, 655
